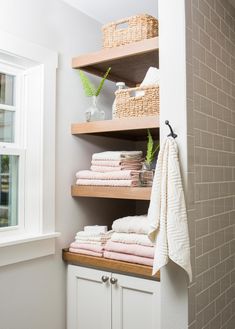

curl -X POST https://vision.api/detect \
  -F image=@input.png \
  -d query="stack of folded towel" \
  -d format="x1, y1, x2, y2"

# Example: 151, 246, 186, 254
69, 225, 112, 257
104, 215, 155, 266
76, 151, 143, 187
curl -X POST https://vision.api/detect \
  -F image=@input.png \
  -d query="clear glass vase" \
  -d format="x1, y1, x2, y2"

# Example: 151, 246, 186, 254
85, 96, 105, 122
139, 162, 155, 187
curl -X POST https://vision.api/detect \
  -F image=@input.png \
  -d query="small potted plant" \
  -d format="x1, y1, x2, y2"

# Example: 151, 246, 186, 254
139, 129, 159, 187
79, 67, 111, 122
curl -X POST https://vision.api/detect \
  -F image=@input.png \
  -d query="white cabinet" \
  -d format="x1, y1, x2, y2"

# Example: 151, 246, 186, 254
67, 265, 160, 329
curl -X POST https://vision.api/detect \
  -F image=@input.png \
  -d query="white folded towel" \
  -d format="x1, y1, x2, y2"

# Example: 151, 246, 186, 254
84, 225, 107, 233
136, 67, 160, 97
111, 232, 154, 247
92, 151, 142, 161
141, 67, 160, 86
112, 215, 150, 234
148, 137, 192, 282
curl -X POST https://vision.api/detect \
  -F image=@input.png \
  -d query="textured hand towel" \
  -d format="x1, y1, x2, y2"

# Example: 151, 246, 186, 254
111, 232, 154, 247
76, 179, 139, 187
70, 242, 105, 253
105, 240, 154, 258
76, 170, 139, 180
112, 215, 150, 234
92, 151, 142, 161
84, 225, 107, 233
148, 137, 192, 281
90, 165, 142, 172
69, 248, 103, 257
104, 251, 153, 266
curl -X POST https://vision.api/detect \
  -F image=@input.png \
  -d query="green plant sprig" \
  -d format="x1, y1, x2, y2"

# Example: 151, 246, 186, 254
79, 67, 111, 97
145, 129, 159, 165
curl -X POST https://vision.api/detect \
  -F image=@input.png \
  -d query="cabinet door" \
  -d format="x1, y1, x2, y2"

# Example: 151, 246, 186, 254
67, 265, 111, 329
111, 273, 160, 329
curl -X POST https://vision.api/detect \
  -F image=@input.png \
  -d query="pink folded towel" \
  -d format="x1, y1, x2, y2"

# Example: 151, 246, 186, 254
90, 165, 142, 172
104, 251, 153, 266
105, 240, 154, 258
69, 248, 103, 257
70, 242, 105, 253
91, 160, 143, 167
76, 170, 139, 180
76, 179, 139, 187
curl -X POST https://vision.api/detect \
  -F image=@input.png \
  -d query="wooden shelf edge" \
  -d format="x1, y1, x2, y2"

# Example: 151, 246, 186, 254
71, 116, 160, 136
72, 37, 159, 68
71, 185, 151, 200
62, 249, 160, 281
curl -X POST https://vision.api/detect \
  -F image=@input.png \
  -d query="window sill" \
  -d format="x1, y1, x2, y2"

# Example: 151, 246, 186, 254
0, 232, 60, 267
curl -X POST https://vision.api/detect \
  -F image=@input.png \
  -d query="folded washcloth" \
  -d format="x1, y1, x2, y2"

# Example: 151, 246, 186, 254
76, 230, 113, 239
90, 165, 142, 172
104, 251, 153, 266
148, 137, 192, 281
76, 231, 105, 238
76, 179, 139, 187
112, 215, 149, 234
69, 248, 103, 257
76, 170, 139, 180
92, 151, 142, 161
105, 240, 154, 258
70, 242, 105, 253
111, 232, 154, 247
84, 225, 107, 233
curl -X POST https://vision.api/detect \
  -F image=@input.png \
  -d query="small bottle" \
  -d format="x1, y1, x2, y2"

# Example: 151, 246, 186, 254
112, 82, 125, 119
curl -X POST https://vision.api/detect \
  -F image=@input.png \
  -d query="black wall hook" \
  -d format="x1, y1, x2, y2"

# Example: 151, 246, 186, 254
165, 120, 177, 139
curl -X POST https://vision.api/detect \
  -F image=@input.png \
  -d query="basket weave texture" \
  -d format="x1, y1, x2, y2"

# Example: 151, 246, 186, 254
102, 14, 158, 48
114, 85, 159, 119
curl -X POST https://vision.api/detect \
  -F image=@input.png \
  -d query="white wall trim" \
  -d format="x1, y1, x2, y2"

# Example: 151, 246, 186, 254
0, 234, 60, 267
0, 30, 59, 266
158, 0, 189, 328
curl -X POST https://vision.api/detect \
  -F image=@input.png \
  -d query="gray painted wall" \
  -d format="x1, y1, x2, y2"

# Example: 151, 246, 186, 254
0, 1, 126, 328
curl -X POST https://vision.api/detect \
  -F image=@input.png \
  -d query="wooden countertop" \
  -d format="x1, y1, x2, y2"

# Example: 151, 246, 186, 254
62, 249, 160, 281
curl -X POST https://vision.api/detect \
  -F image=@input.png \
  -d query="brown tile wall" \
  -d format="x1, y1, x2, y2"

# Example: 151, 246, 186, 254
186, 0, 235, 328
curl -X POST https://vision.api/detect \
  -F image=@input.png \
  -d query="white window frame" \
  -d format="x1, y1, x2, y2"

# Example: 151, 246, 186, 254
0, 64, 25, 236
0, 30, 60, 267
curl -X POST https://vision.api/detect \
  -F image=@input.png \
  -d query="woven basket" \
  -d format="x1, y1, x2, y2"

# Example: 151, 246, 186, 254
102, 14, 158, 48
114, 85, 159, 118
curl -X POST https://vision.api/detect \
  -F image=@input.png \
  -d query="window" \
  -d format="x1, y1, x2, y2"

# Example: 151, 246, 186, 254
0, 30, 59, 266
0, 66, 23, 233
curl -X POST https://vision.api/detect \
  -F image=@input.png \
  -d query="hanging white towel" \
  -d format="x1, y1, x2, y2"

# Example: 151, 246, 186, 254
147, 137, 192, 282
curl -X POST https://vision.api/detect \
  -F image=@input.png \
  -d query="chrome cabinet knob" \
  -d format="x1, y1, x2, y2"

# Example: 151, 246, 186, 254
101, 275, 109, 283
110, 277, 118, 284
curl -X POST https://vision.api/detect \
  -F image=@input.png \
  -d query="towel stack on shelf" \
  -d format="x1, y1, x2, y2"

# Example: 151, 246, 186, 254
76, 151, 143, 187
69, 225, 112, 257
104, 215, 155, 266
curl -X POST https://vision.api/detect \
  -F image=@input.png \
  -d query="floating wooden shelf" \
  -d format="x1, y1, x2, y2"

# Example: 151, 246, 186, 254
71, 116, 159, 140
62, 249, 159, 281
71, 185, 151, 200
72, 37, 159, 86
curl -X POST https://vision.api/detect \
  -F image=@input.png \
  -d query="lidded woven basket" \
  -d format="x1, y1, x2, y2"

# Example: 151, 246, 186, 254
102, 14, 158, 48
114, 85, 159, 119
